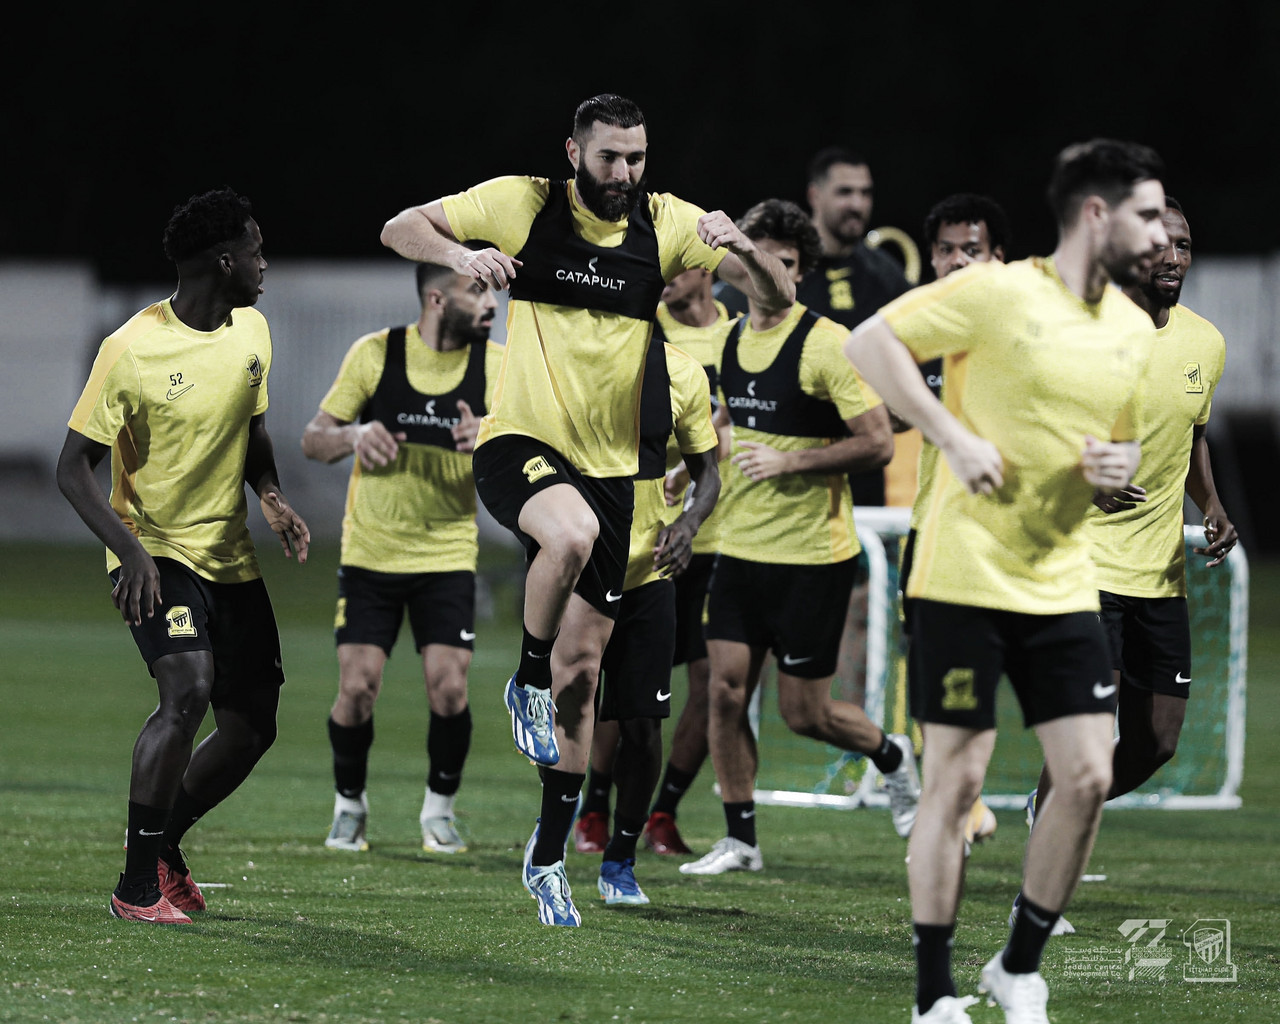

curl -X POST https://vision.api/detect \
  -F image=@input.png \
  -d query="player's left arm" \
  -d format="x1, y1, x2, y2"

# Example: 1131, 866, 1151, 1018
246, 413, 310, 563
1185, 422, 1237, 566
698, 211, 794, 314
654, 447, 720, 579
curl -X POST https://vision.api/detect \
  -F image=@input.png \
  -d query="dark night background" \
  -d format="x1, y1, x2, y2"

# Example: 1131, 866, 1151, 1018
5, 2, 1277, 282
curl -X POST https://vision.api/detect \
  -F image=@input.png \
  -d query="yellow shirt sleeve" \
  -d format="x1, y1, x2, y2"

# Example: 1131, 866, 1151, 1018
320, 331, 387, 424
668, 345, 719, 457
800, 317, 881, 421
68, 340, 139, 447
440, 176, 550, 256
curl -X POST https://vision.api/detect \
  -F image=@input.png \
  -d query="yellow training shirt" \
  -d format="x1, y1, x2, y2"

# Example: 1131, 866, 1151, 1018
441, 176, 725, 478
1087, 303, 1225, 597
882, 258, 1155, 614
67, 299, 271, 583
624, 344, 719, 591
713, 304, 880, 566
319, 327, 504, 574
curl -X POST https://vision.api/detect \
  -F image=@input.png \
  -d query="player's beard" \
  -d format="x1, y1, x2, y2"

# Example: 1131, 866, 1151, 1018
1101, 243, 1151, 289
575, 166, 646, 221
440, 303, 491, 347
1139, 273, 1182, 310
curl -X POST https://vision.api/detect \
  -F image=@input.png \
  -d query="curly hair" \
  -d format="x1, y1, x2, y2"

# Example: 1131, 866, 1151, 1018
923, 193, 1011, 252
162, 187, 254, 263
735, 198, 823, 277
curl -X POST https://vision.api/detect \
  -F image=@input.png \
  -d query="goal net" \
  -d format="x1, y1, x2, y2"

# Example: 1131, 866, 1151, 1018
751, 506, 1248, 811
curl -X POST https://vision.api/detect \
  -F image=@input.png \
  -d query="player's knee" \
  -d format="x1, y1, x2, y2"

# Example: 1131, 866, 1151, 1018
778, 695, 824, 739
1063, 759, 1112, 808
1152, 731, 1180, 767
546, 514, 598, 574
708, 677, 748, 719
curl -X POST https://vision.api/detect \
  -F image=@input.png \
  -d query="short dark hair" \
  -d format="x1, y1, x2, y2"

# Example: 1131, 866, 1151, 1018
923, 193, 1011, 252
736, 198, 823, 276
415, 240, 489, 297
572, 94, 646, 143
162, 187, 254, 263
807, 146, 869, 186
1046, 139, 1165, 227
1163, 194, 1184, 215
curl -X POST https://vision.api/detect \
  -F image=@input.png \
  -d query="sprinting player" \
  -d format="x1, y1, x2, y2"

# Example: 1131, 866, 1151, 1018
56, 188, 310, 924
574, 268, 734, 857
1015, 197, 1237, 927
379, 93, 793, 926
844, 139, 1168, 1024
679, 198, 919, 878
589, 328, 722, 903
906, 193, 1012, 855
301, 259, 503, 855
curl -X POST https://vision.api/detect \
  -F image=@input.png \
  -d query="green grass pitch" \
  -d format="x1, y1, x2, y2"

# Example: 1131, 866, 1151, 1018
2, 541, 1277, 1023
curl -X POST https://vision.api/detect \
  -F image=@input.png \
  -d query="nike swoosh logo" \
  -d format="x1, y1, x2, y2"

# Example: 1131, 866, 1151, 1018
138, 829, 165, 837
621, 830, 641, 838
782, 654, 814, 666
1023, 909, 1052, 929
1175, 672, 1191, 684
739, 810, 755, 819
526, 650, 551, 659
460, 630, 476, 641
560, 794, 579, 803
656, 690, 671, 702
166, 384, 195, 400
1093, 682, 1118, 699
605, 590, 622, 603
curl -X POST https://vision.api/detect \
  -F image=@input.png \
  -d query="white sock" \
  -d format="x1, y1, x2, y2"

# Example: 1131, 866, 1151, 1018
421, 788, 456, 821
335, 791, 367, 815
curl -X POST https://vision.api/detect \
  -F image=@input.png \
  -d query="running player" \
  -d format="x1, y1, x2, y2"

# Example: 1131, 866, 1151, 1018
574, 268, 734, 857
590, 327, 722, 905
1013, 197, 1237, 928
379, 93, 793, 926
844, 139, 1168, 1024
678, 198, 920, 879
301, 258, 504, 855
56, 188, 310, 924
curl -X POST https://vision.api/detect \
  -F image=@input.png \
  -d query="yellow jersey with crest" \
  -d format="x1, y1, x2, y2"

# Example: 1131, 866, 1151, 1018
1087, 303, 1225, 597
319, 326, 505, 574
441, 176, 725, 478
712, 304, 881, 566
68, 299, 271, 583
881, 257, 1156, 614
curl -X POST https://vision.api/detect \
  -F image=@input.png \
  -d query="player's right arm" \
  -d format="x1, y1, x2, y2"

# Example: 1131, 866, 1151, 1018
301, 411, 406, 468
845, 314, 1003, 494
55, 428, 160, 625
380, 200, 522, 290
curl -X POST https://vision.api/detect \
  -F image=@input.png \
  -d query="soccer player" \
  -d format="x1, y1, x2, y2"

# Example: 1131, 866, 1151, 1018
1018, 197, 1236, 893
379, 93, 793, 926
679, 198, 920, 879
574, 268, 735, 857
56, 188, 310, 924
844, 139, 1169, 1024
301, 258, 504, 855
588, 327, 722, 905
907, 193, 1012, 855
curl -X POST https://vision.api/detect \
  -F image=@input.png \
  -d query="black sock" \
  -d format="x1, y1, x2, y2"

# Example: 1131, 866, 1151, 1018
1003, 893, 1060, 973
518, 627, 556, 691
162, 786, 214, 859
426, 707, 471, 796
913, 922, 958, 1013
121, 801, 169, 895
581, 767, 613, 816
329, 716, 373, 799
650, 762, 697, 816
870, 732, 903, 774
724, 800, 757, 847
603, 813, 646, 862
531, 768, 585, 866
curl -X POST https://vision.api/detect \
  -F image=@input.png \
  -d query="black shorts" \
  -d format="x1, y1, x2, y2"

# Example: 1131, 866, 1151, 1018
335, 566, 476, 655
705, 555, 857, 679
110, 557, 284, 710
1099, 591, 1192, 697
598, 579, 677, 721
908, 598, 1116, 730
473, 434, 633, 620
672, 552, 715, 666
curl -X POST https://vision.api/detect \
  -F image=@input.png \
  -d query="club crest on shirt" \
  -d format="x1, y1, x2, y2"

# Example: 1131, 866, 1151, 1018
523, 456, 556, 483
166, 606, 197, 638
1184, 361, 1204, 394
246, 354, 264, 388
